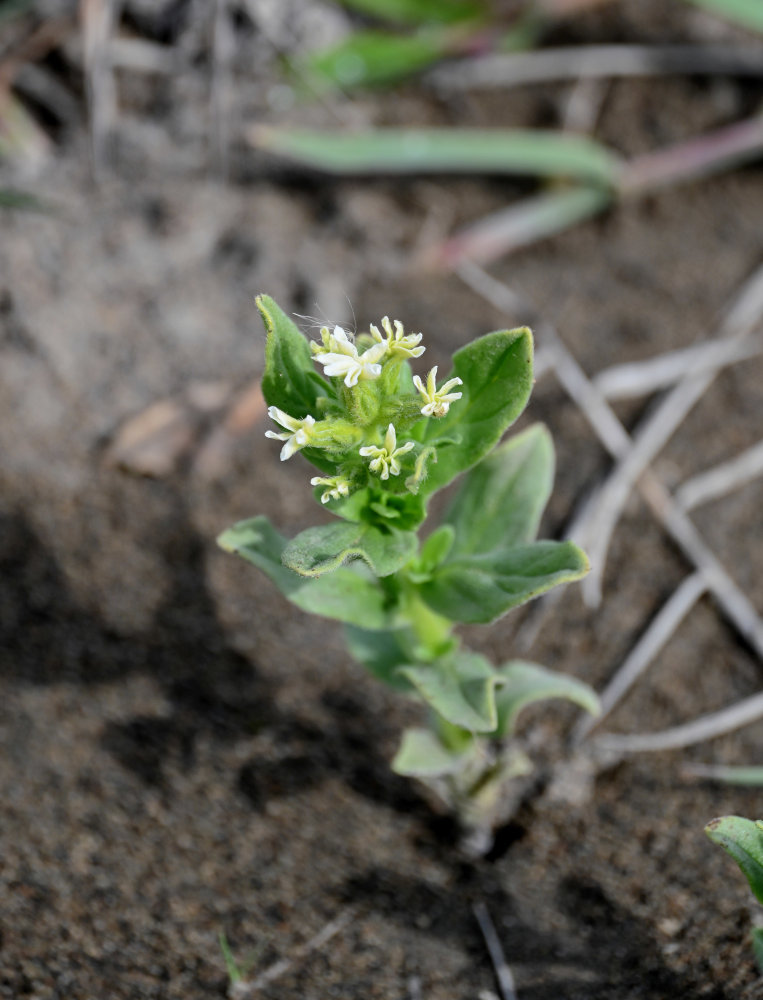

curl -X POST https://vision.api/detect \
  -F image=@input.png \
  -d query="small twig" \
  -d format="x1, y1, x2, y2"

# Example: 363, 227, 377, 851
675, 440, 763, 512
211, 0, 235, 180
594, 690, 763, 755
592, 337, 762, 400
456, 261, 763, 660
230, 906, 355, 998
583, 261, 763, 606
574, 571, 708, 743
473, 902, 518, 1000
407, 975, 423, 1000
428, 44, 763, 92
80, 0, 121, 179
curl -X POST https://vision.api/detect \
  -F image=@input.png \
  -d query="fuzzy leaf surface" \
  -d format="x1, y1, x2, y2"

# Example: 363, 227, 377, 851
705, 816, 763, 905
416, 327, 534, 498
444, 423, 554, 556
392, 727, 472, 778
398, 650, 500, 732
218, 516, 389, 629
419, 540, 589, 623
494, 660, 600, 738
258, 294, 331, 420
282, 520, 417, 578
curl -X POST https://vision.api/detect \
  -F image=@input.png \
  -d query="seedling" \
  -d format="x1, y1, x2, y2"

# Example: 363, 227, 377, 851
218, 296, 599, 839
705, 815, 763, 970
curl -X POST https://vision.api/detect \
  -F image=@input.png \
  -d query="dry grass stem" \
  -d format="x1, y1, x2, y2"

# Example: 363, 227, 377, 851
675, 439, 763, 512
80, 0, 121, 178
211, 0, 235, 180
574, 571, 708, 743
582, 262, 763, 606
457, 261, 763, 662
230, 907, 356, 998
594, 690, 763, 754
473, 902, 518, 1000
592, 337, 762, 400
428, 45, 763, 93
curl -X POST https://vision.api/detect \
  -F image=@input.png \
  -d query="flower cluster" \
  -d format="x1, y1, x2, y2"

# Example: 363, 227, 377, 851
265, 316, 464, 498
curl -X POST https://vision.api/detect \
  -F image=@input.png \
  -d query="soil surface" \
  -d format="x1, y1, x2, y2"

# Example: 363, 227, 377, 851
2, 2, 763, 998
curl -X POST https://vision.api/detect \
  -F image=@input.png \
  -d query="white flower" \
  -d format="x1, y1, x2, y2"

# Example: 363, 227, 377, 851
359, 423, 415, 480
315, 333, 387, 387
310, 475, 351, 504
264, 406, 316, 461
311, 325, 356, 357
370, 316, 425, 359
412, 366, 463, 417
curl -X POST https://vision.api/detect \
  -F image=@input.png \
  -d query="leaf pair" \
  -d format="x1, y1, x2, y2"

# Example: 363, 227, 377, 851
706, 815, 763, 971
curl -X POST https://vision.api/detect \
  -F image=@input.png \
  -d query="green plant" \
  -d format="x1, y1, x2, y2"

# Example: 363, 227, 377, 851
705, 815, 763, 970
218, 296, 598, 839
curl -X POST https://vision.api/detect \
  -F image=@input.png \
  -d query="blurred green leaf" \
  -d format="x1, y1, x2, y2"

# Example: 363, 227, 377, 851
690, 765, 763, 785
344, 625, 415, 690
253, 127, 620, 185
304, 29, 456, 89
392, 726, 472, 777
752, 928, 763, 972
338, 0, 483, 25
0, 0, 34, 25
0, 188, 47, 212
683, 0, 763, 33
706, 816, 763, 905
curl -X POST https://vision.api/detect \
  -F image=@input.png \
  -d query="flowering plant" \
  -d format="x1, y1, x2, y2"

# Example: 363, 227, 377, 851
219, 296, 599, 839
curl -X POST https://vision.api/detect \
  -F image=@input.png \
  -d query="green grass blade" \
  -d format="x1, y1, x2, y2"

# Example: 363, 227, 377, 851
427, 185, 611, 270
683, 0, 763, 33
252, 127, 620, 184
338, 0, 483, 25
0, 188, 49, 212
688, 764, 763, 785
218, 932, 243, 984
304, 29, 455, 89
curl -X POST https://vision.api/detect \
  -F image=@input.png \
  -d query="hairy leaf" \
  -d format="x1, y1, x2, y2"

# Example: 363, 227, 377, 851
493, 660, 600, 737
420, 539, 589, 623
218, 516, 390, 629
283, 520, 417, 577
417, 327, 534, 498
445, 423, 554, 556
392, 727, 472, 777
258, 294, 332, 421
338, 0, 482, 25
399, 650, 500, 731
344, 625, 414, 690
706, 816, 763, 905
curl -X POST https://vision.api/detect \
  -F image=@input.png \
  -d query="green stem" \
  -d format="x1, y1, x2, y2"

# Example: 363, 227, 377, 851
398, 580, 454, 659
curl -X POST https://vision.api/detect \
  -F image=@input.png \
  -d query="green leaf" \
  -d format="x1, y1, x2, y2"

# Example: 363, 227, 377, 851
257, 294, 332, 420
705, 816, 763, 905
304, 30, 455, 89
218, 516, 390, 629
392, 727, 473, 778
398, 650, 500, 732
419, 540, 589, 624
493, 660, 600, 738
218, 933, 243, 985
338, 0, 482, 25
0, 188, 48, 212
444, 423, 554, 557
252, 128, 620, 186
344, 625, 414, 690
689, 765, 763, 786
417, 327, 534, 498
683, 0, 763, 33
282, 520, 417, 577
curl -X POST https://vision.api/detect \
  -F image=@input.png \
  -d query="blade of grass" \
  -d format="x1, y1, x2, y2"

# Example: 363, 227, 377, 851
0, 187, 48, 211
250, 126, 620, 183
302, 28, 461, 90
337, 0, 482, 25
684, 764, 763, 785
683, 0, 763, 34
424, 185, 610, 269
